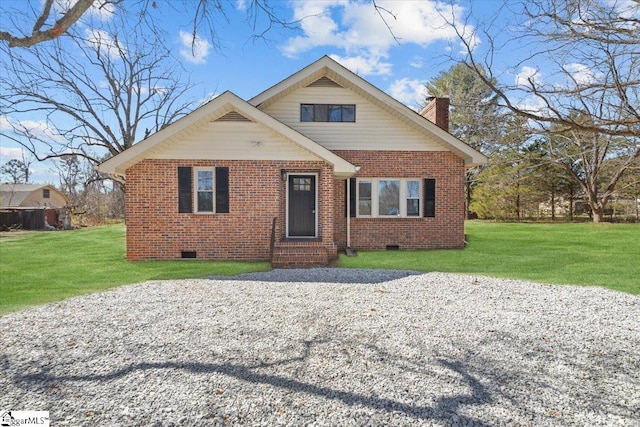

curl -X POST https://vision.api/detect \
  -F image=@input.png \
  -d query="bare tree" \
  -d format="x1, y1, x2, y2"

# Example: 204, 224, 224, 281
0, 0, 301, 50
546, 114, 639, 222
0, 12, 194, 183
448, 0, 640, 222
56, 154, 125, 223
0, 0, 99, 48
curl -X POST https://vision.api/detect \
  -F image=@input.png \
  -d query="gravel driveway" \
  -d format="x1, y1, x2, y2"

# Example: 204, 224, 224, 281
1, 269, 638, 426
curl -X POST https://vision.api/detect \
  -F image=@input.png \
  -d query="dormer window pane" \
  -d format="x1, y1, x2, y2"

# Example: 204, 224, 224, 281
342, 105, 355, 122
301, 104, 314, 122
315, 104, 328, 121
328, 105, 342, 121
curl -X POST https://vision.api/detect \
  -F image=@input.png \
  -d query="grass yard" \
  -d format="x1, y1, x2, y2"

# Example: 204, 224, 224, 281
337, 221, 640, 295
0, 224, 270, 315
1, 222, 638, 315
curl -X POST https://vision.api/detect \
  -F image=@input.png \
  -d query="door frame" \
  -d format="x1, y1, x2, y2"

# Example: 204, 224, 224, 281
285, 173, 318, 238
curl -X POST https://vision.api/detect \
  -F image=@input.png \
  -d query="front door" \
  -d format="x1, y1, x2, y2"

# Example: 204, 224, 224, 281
288, 174, 316, 237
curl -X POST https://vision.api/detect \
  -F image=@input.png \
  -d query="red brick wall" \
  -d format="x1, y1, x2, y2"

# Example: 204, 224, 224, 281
332, 150, 466, 250
125, 159, 335, 260
420, 98, 450, 132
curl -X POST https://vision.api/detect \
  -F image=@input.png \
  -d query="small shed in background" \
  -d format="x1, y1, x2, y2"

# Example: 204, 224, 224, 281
0, 184, 69, 230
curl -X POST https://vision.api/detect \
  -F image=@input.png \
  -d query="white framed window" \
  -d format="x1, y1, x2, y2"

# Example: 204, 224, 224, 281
195, 168, 214, 213
356, 178, 421, 218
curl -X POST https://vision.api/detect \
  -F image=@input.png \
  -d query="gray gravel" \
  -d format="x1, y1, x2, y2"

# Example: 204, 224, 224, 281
1, 269, 639, 426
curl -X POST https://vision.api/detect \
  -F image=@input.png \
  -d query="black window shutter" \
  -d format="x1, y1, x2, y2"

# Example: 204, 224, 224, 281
424, 178, 436, 217
216, 167, 229, 213
348, 178, 356, 217
178, 167, 192, 213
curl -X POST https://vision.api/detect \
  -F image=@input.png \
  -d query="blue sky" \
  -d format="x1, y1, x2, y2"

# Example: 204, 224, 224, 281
164, 0, 493, 106
1, 0, 636, 183
1, 0, 492, 184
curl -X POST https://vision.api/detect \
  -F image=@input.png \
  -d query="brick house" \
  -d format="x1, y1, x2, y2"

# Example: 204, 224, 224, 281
98, 56, 486, 267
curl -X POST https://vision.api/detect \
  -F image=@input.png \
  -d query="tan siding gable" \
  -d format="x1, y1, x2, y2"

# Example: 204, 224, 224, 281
147, 121, 320, 161
18, 190, 66, 208
261, 86, 446, 152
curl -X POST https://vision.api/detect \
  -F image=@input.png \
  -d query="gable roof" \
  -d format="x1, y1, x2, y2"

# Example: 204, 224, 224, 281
0, 184, 67, 208
98, 91, 357, 178
250, 56, 487, 167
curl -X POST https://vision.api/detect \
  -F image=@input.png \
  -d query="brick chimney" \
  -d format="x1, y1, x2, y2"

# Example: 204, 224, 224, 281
420, 97, 449, 132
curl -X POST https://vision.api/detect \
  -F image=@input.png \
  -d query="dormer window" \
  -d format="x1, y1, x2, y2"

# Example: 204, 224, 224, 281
301, 104, 355, 122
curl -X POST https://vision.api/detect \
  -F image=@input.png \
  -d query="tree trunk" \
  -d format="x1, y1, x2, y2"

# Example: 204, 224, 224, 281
569, 188, 574, 221
592, 209, 603, 223
588, 194, 605, 223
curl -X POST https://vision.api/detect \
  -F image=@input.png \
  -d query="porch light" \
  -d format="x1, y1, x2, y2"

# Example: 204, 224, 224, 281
281, 169, 287, 181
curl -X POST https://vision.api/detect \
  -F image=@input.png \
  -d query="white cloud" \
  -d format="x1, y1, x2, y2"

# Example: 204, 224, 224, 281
0, 115, 12, 131
235, 0, 249, 11
0, 146, 25, 163
1, 116, 65, 144
564, 63, 597, 86
281, 0, 475, 76
515, 66, 542, 88
85, 28, 124, 58
517, 96, 548, 116
54, 0, 115, 21
512, 67, 549, 115
23, 120, 66, 143
329, 53, 392, 76
179, 30, 211, 65
607, 0, 640, 20
388, 78, 428, 109
89, 0, 117, 20
409, 56, 424, 69
198, 92, 220, 107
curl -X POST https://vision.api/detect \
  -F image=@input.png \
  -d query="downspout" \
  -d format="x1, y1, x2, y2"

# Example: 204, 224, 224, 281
346, 167, 360, 249
346, 178, 351, 249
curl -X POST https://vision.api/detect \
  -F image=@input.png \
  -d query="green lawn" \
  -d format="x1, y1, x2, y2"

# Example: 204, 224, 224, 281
336, 221, 640, 295
0, 224, 270, 315
1, 222, 638, 315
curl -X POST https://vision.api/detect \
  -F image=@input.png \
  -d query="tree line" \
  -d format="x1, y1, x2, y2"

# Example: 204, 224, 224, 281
1, 0, 638, 223
429, 0, 639, 222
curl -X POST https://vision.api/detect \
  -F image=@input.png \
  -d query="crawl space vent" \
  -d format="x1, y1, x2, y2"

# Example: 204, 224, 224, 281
385, 245, 400, 251
181, 251, 197, 259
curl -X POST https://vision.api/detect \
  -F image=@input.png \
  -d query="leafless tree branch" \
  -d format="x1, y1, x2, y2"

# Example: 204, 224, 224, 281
0, 13, 195, 181
0, 0, 96, 47
444, 0, 640, 221
372, 0, 401, 45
